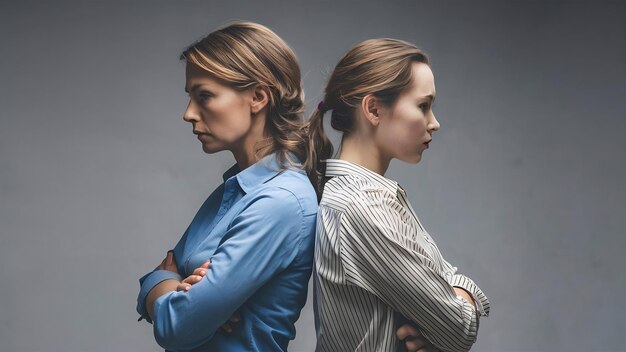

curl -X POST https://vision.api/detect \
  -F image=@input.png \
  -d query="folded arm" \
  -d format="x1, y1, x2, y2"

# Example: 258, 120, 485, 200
440, 259, 491, 318
136, 252, 185, 323
150, 188, 303, 351
136, 185, 225, 322
340, 190, 484, 352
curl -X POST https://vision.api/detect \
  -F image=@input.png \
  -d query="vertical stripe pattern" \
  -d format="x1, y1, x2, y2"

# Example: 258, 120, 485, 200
314, 159, 490, 352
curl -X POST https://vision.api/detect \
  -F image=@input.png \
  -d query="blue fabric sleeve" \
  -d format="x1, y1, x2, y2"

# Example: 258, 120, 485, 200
136, 227, 190, 323
151, 188, 304, 351
136, 185, 224, 324
136, 269, 183, 323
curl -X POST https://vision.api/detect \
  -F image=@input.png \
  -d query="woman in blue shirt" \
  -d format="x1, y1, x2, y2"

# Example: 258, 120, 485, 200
136, 22, 318, 351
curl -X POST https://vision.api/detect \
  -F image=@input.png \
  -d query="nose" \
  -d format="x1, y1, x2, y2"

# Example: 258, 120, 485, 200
428, 113, 441, 132
183, 100, 199, 123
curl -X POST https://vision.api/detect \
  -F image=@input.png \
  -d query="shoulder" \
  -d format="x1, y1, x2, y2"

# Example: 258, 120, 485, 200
321, 174, 397, 214
257, 168, 318, 217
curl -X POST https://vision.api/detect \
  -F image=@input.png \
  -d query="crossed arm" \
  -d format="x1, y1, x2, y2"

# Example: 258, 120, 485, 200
336, 192, 488, 352
137, 189, 305, 350
169, 253, 451, 352
139, 191, 483, 351
143, 244, 452, 352
145, 252, 239, 331
145, 252, 181, 320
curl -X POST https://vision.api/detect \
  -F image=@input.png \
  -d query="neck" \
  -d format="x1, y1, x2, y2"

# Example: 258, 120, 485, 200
338, 133, 390, 176
231, 112, 268, 170
232, 150, 258, 170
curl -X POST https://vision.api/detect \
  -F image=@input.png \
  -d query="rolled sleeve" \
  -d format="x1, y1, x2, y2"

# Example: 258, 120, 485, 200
136, 269, 183, 323
449, 273, 491, 317
340, 190, 480, 352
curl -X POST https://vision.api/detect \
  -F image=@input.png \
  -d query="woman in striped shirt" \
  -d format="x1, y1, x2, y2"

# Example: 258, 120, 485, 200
305, 39, 491, 352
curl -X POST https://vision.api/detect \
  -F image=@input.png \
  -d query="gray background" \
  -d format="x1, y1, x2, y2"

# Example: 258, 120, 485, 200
1, 0, 625, 351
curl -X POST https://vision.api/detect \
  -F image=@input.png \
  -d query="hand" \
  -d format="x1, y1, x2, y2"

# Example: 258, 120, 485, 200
157, 250, 179, 275
146, 251, 181, 320
176, 260, 211, 292
397, 324, 438, 352
219, 313, 240, 333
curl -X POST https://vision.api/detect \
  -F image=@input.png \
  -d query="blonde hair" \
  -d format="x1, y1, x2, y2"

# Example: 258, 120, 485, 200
305, 38, 430, 196
180, 21, 313, 183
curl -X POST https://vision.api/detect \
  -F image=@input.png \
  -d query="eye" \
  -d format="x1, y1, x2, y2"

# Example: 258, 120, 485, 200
418, 103, 430, 112
197, 91, 213, 103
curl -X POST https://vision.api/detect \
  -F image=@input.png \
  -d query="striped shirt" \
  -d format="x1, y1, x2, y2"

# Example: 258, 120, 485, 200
313, 159, 490, 352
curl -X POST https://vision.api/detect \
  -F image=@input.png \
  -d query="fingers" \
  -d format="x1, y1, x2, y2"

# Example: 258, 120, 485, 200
157, 256, 168, 270
397, 324, 427, 352
187, 261, 211, 281
176, 274, 203, 292
396, 324, 422, 341
219, 323, 233, 333
158, 251, 177, 271
416, 344, 437, 352
176, 261, 212, 292
170, 252, 178, 266
219, 313, 240, 333
189, 261, 211, 277
405, 337, 427, 352
176, 282, 189, 292
192, 266, 208, 276
183, 275, 204, 285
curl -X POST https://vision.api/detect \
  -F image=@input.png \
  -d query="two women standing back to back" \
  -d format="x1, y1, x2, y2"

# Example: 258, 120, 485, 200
136, 21, 489, 352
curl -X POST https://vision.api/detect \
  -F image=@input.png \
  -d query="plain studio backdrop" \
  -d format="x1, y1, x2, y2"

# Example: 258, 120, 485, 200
1, 1, 625, 351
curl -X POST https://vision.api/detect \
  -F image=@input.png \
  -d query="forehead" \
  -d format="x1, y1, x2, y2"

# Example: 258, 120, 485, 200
407, 62, 436, 96
185, 62, 219, 86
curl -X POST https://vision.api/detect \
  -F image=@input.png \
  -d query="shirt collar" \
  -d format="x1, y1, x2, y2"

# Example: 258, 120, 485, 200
222, 163, 240, 182
222, 152, 305, 193
324, 159, 401, 195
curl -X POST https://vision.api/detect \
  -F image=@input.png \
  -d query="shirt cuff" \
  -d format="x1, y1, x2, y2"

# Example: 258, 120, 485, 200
136, 269, 182, 323
449, 274, 490, 317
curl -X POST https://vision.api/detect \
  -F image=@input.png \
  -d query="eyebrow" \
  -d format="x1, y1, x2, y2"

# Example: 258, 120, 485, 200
420, 94, 436, 104
184, 83, 204, 94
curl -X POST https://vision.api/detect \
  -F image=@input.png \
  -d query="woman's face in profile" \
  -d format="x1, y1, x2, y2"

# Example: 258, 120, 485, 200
183, 62, 255, 154
376, 62, 441, 164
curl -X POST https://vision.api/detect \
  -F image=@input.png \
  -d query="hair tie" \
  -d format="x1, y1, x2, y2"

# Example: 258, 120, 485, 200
317, 101, 326, 112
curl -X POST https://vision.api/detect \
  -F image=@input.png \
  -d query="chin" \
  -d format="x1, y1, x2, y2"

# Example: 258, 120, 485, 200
201, 144, 224, 154
399, 153, 422, 164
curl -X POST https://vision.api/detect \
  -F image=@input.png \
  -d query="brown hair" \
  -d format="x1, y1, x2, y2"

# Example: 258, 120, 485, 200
305, 38, 430, 196
180, 21, 314, 185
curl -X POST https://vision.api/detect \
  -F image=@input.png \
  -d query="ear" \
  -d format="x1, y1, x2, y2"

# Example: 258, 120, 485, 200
250, 84, 270, 115
361, 94, 380, 127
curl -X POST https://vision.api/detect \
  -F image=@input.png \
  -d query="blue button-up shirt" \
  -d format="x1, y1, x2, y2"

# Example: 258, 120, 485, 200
136, 153, 318, 351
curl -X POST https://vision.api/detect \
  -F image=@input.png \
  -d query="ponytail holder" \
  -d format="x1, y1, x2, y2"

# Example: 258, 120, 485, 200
317, 101, 326, 111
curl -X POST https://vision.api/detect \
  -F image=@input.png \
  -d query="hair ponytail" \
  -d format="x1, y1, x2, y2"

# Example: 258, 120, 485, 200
304, 103, 334, 199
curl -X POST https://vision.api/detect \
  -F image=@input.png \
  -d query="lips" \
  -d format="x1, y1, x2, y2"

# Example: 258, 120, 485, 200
194, 131, 210, 142
194, 130, 210, 137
